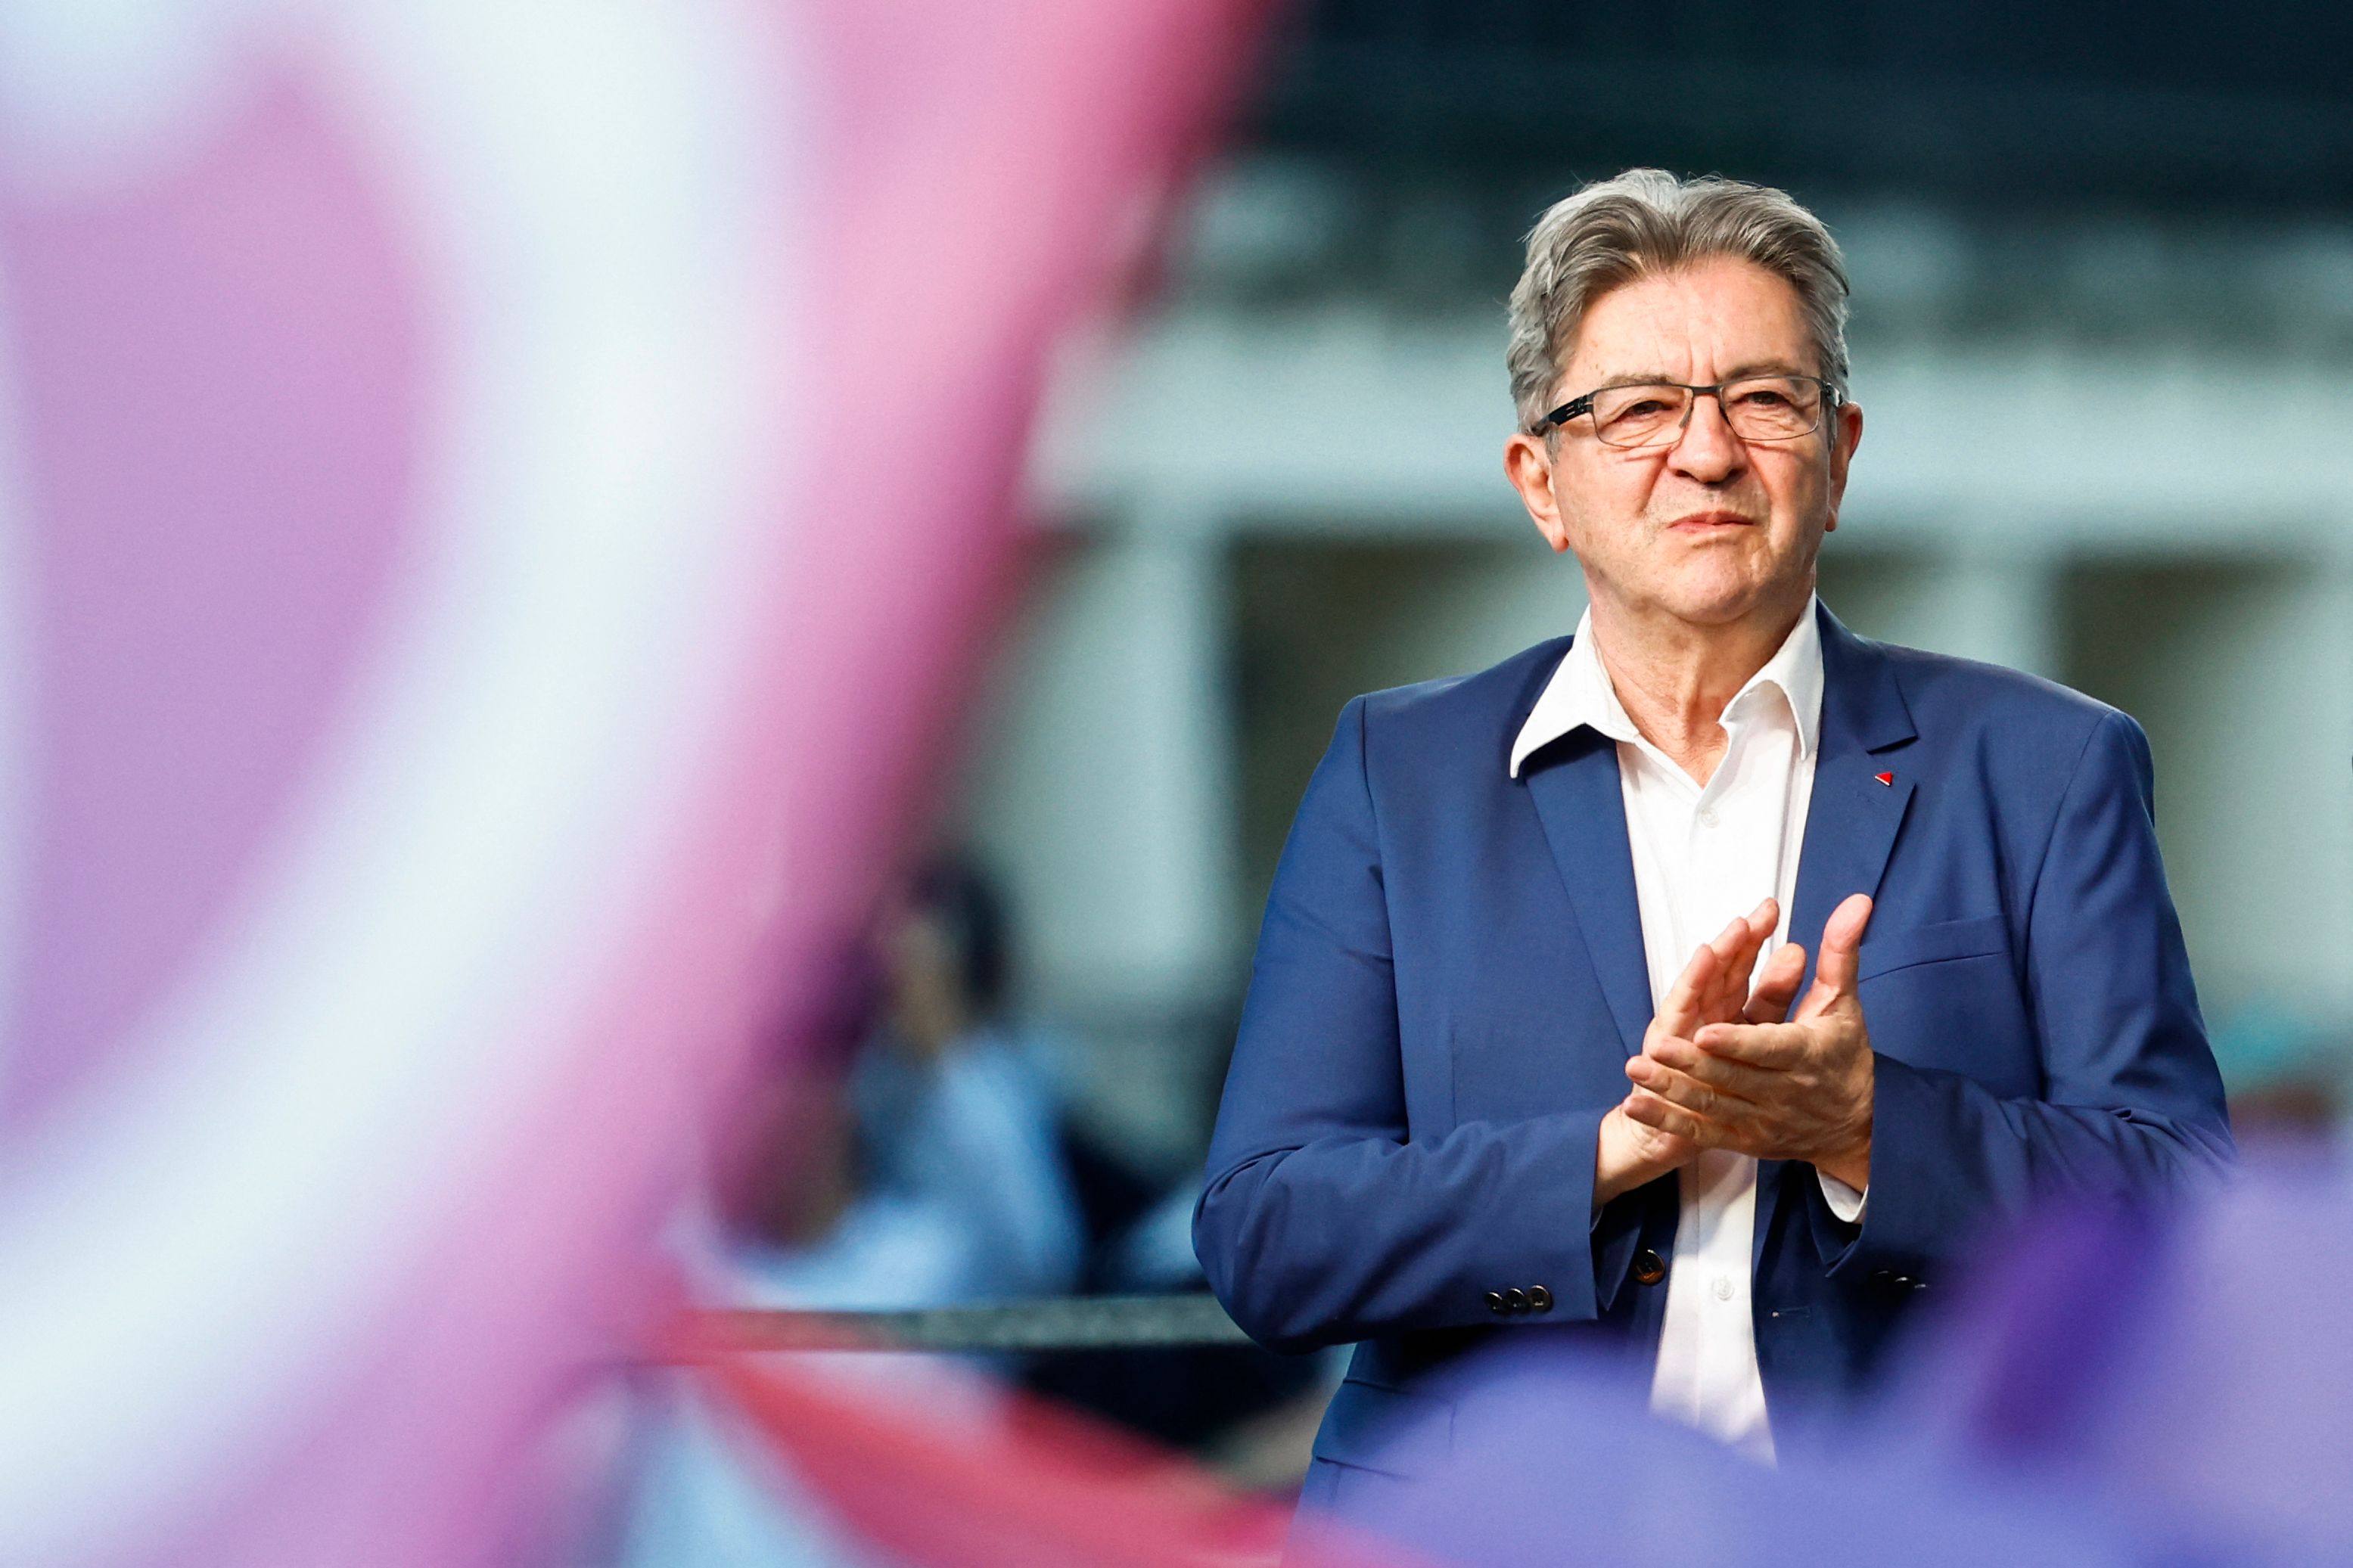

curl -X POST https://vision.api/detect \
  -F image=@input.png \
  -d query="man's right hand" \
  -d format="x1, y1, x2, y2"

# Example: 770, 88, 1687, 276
1593, 896, 1801, 1206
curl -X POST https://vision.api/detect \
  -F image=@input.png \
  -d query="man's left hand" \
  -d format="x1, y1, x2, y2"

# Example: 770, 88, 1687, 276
1623, 893, 1876, 1191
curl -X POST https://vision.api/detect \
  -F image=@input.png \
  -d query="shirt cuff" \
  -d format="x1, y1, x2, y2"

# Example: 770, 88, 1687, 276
1816, 1169, 1867, 1225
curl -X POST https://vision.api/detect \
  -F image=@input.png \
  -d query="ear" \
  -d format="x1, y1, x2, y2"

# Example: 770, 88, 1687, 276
1821, 398, 1863, 533
1504, 430, 1575, 554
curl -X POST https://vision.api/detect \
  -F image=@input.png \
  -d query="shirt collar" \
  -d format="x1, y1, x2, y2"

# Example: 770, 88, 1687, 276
1509, 595, 1823, 778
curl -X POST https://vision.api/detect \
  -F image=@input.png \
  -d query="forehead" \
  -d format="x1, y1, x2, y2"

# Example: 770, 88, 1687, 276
1559, 256, 1814, 384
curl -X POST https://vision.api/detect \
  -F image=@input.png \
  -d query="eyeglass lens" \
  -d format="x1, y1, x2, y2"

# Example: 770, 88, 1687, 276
1589, 376, 1824, 448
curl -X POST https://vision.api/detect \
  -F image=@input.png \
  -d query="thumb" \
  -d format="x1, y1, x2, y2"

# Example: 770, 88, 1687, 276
1795, 894, 1874, 1019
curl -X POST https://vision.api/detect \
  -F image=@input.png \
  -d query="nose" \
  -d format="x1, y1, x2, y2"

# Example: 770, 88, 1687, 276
1667, 389, 1745, 485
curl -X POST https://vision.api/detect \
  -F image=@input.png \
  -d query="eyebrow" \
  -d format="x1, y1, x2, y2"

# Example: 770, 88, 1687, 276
1579, 360, 1811, 391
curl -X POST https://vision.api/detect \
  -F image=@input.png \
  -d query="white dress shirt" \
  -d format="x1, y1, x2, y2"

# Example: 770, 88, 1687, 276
1510, 596, 1862, 1460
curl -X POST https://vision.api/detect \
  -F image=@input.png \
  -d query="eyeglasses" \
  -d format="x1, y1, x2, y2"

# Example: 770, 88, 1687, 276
1534, 374, 1845, 449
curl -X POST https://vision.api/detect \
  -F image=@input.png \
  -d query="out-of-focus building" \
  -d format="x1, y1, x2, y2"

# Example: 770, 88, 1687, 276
956, 2, 2353, 1168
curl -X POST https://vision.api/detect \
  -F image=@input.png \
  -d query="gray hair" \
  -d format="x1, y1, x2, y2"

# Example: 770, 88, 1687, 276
1506, 169, 1851, 433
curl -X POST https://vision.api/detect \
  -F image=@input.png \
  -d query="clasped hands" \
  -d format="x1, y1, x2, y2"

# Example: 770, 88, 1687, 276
1593, 893, 1877, 1207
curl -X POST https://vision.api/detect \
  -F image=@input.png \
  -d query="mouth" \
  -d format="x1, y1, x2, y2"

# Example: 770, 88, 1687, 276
1667, 510, 1759, 534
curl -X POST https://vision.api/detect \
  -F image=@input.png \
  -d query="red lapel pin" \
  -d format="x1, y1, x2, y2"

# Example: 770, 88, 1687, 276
1874, 771, 1895, 787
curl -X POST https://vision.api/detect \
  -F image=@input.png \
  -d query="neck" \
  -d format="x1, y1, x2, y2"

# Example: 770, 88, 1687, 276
1584, 587, 1810, 784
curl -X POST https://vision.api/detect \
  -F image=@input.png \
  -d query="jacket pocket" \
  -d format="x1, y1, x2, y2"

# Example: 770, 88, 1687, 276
1309, 1378, 1455, 1477
1855, 914, 2008, 982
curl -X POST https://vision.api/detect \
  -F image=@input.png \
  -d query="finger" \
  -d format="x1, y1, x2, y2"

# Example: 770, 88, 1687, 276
1626, 1054, 1757, 1120
1711, 900, 1774, 965
1608, 1098, 1694, 1159
1706, 900, 1778, 1010
1797, 894, 1875, 1020
1698, 915, 1755, 1016
1646, 1035, 1786, 1101
1743, 939, 1807, 1024
1621, 1088, 1728, 1147
1679, 898, 1786, 1034
1656, 941, 1721, 1037
1692, 1019, 1808, 1068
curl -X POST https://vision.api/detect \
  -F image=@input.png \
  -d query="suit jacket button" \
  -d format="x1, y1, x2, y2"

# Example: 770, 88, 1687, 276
1485, 1290, 1507, 1314
1503, 1287, 1529, 1312
1633, 1249, 1667, 1287
1527, 1284, 1554, 1312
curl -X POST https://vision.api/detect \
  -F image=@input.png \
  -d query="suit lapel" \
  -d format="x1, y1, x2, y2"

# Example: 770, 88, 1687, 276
1758, 604, 1919, 1270
1522, 731, 1653, 1058
1787, 606, 1919, 995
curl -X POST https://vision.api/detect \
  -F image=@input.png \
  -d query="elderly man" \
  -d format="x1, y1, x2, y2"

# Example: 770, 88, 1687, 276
1192, 169, 2232, 1505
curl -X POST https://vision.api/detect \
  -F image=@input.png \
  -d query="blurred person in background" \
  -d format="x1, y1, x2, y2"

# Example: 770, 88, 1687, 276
616, 855, 1084, 1564
1193, 169, 2232, 1527
714, 851, 1083, 1315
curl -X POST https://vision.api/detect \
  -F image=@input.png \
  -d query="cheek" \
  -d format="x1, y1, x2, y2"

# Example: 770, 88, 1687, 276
1761, 456, 1832, 526
1559, 459, 1660, 539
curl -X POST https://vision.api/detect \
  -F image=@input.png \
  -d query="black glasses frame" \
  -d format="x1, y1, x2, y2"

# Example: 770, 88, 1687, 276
1534, 374, 1847, 445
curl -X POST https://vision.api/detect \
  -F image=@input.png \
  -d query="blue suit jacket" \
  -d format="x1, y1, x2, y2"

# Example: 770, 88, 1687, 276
1192, 604, 2232, 1495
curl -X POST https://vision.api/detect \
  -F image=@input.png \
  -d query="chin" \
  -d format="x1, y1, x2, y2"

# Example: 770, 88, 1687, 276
1655, 572, 1776, 626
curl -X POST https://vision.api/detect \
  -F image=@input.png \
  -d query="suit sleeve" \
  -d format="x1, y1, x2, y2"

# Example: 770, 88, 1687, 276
1192, 697, 1614, 1354
1812, 709, 2235, 1278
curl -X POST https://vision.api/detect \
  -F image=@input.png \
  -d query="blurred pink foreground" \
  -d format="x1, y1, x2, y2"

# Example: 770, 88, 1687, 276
0, 3, 1264, 1562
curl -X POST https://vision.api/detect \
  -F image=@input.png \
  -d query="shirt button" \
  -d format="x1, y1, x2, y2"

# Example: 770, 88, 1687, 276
1697, 806, 1720, 828
1712, 1275, 1734, 1303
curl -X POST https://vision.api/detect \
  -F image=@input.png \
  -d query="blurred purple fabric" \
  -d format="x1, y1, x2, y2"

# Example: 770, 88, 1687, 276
1290, 1337, 2125, 1567
1879, 1151, 2352, 1563
1296, 1154, 2353, 1565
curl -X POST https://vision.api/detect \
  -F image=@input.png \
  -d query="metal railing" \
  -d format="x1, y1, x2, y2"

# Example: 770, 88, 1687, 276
684, 1295, 1253, 1355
